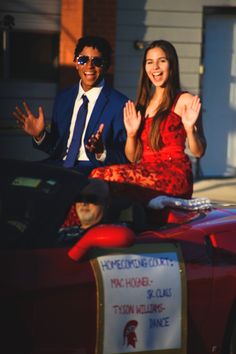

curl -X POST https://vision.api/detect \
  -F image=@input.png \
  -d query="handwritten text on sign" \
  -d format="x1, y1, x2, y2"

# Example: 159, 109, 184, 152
94, 244, 185, 354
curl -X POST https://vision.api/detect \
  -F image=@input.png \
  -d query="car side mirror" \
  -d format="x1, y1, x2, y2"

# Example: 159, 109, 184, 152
68, 224, 135, 261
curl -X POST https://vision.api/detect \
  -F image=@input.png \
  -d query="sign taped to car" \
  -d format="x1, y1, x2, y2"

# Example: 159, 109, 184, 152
91, 243, 187, 354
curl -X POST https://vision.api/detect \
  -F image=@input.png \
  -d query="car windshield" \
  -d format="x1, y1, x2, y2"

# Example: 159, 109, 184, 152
0, 159, 88, 249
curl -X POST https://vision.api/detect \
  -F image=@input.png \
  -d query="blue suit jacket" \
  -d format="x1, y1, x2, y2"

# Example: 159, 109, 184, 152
33, 82, 129, 167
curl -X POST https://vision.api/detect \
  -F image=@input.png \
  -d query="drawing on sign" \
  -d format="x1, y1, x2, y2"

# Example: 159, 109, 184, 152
123, 320, 138, 348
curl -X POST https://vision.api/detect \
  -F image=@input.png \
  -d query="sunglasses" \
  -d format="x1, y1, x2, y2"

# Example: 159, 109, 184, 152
77, 55, 105, 68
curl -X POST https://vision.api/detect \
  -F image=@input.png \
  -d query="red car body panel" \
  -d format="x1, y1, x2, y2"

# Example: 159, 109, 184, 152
1, 159, 236, 354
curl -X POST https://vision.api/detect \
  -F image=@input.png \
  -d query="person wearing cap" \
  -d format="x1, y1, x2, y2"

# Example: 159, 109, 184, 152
13, 36, 129, 175
58, 178, 109, 243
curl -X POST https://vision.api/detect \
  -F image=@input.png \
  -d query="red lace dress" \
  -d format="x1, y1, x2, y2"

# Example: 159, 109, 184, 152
91, 95, 193, 200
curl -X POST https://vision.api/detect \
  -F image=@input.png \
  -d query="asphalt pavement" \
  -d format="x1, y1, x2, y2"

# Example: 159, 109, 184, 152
193, 177, 236, 204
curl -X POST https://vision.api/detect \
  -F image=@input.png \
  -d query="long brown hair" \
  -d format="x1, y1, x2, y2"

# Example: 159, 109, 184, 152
134, 40, 181, 161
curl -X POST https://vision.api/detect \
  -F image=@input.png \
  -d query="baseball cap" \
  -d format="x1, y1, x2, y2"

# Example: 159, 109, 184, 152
75, 178, 109, 205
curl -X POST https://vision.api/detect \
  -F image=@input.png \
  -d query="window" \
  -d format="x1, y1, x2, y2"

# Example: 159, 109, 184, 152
1, 30, 59, 82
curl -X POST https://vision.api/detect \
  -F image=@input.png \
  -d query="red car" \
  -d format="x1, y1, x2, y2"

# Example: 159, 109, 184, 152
1, 159, 236, 354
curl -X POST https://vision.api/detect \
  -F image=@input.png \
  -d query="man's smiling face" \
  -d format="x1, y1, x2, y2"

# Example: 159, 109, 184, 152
75, 46, 106, 91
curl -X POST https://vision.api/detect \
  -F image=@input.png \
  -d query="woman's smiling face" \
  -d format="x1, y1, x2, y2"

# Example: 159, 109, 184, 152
145, 47, 169, 88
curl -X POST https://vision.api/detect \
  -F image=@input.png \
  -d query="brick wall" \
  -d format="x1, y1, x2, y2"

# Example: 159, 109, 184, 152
59, 0, 117, 88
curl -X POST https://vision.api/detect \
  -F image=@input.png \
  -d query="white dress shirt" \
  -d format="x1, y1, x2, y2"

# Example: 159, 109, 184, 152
65, 80, 104, 161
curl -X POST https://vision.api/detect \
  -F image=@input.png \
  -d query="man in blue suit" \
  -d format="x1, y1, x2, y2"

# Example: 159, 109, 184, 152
13, 36, 129, 175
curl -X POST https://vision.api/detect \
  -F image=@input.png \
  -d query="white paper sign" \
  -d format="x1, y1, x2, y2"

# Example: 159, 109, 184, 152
92, 243, 186, 354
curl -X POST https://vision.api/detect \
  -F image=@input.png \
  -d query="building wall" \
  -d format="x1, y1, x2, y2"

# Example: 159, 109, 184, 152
115, 0, 236, 99
0, 0, 60, 31
0, 0, 61, 125
59, 0, 84, 88
0, 0, 61, 160
83, 0, 117, 85
59, 0, 117, 88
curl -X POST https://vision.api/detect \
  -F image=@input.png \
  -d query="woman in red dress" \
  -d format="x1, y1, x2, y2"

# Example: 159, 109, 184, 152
91, 40, 206, 199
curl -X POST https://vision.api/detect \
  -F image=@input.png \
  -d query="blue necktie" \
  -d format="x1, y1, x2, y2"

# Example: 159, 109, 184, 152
64, 95, 89, 167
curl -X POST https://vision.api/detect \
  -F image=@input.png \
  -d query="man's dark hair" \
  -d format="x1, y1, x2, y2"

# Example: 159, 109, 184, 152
73, 36, 112, 69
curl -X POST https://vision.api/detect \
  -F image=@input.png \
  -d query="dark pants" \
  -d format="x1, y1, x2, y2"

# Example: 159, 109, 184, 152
40, 159, 94, 176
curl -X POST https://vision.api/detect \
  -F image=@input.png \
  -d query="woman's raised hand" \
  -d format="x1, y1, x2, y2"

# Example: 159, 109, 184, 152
123, 100, 141, 138
13, 101, 45, 139
181, 95, 201, 132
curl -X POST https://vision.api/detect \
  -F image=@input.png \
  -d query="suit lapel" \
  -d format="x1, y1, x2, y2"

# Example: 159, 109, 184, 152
85, 83, 110, 140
